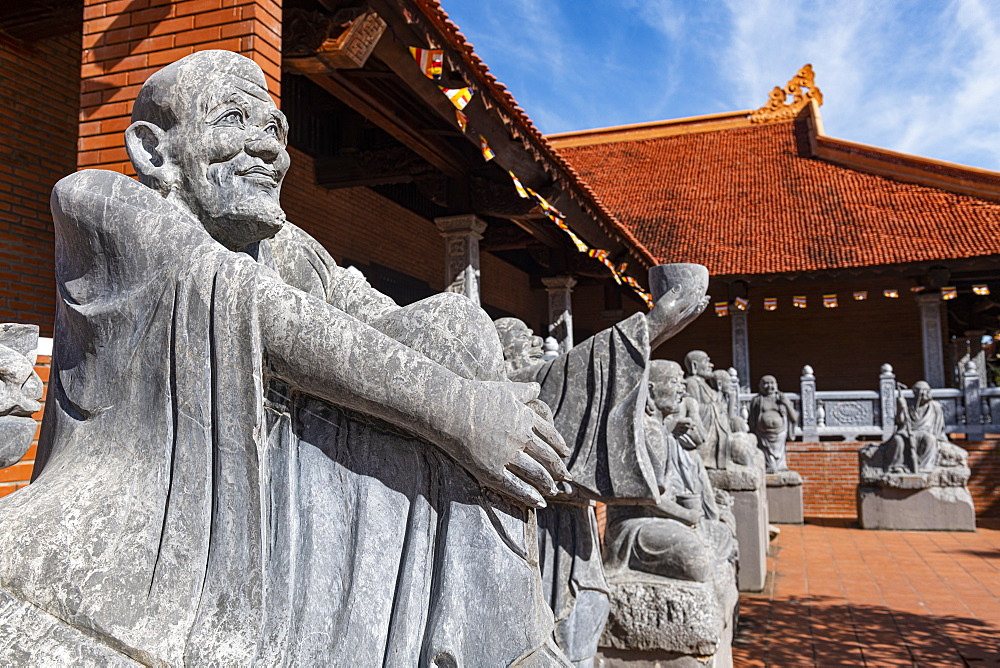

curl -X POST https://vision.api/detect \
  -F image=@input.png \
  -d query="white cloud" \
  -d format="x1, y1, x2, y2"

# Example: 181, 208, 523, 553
716, 0, 1000, 169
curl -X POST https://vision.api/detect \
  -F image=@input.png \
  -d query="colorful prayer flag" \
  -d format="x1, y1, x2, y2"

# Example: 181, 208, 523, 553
547, 213, 589, 253
455, 109, 468, 132
793, 296, 807, 308
409, 47, 443, 80
974, 284, 990, 296
764, 297, 777, 311
479, 135, 495, 161
526, 187, 566, 219
734, 296, 749, 311
440, 86, 473, 110
853, 291, 868, 301
883, 289, 899, 299
715, 301, 729, 317
942, 286, 957, 300
508, 171, 529, 199
823, 294, 838, 308
910, 286, 925, 293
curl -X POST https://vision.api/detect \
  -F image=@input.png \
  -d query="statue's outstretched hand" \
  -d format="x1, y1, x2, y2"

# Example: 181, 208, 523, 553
455, 380, 571, 508
647, 286, 710, 349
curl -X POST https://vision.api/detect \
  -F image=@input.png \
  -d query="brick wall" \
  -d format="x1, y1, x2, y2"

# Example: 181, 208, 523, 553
80, 0, 281, 174
0, 34, 81, 335
788, 439, 1000, 520
787, 441, 862, 518
0, 356, 50, 498
964, 440, 1000, 517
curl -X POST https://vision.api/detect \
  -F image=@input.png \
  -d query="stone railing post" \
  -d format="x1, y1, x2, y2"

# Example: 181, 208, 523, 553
800, 365, 817, 441
727, 367, 740, 420
963, 360, 984, 440
879, 364, 897, 440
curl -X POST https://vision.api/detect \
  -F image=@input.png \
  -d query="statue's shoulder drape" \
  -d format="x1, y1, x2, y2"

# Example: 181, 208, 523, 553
511, 312, 660, 503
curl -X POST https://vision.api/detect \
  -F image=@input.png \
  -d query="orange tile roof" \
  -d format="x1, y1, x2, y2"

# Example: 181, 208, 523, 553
553, 114, 1000, 277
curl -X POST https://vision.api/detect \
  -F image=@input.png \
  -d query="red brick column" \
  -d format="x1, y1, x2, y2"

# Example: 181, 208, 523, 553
79, 0, 282, 174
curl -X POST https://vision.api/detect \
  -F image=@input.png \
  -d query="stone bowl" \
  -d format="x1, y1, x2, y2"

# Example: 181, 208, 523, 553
648, 263, 709, 307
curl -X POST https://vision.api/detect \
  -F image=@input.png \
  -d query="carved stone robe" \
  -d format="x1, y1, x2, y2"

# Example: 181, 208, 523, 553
509, 313, 661, 663
0, 171, 563, 666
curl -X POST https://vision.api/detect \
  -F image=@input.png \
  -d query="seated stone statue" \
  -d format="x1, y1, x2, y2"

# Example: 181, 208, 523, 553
600, 360, 738, 663
604, 360, 737, 584
858, 380, 974, 530
0, 51, 572, 666
748, 375, 798, 473
0, 324, 42, 469
495, 263, 709, 667
683, 350, 757, 470
860, 380, 969, 485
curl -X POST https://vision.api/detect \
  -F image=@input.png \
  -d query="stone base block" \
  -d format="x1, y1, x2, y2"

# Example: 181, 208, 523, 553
597, 566, 737, 668
857, 485, 976, 531
766, 476, 803, 525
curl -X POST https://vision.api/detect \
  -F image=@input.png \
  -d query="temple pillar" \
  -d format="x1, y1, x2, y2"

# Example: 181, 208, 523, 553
542, 275, 577, 354
434, 214, 487, 305
731, 308, 750, 392
916, 293, 946, 387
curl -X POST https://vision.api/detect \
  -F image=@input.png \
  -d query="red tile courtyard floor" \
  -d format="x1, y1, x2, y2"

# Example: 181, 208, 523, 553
733, 518, 1000, 667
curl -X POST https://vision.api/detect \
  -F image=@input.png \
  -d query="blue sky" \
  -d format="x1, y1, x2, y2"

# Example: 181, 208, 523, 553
442, 0, 1000, 171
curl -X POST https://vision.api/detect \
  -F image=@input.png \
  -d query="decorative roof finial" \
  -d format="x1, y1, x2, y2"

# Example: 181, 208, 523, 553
750, 64, 823, 124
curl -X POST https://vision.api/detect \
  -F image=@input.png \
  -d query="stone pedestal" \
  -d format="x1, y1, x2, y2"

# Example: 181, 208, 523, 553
857, 485, 975, 531
597, 564, 738, 668
709, 465, 768, 592
766, 470, 803, 525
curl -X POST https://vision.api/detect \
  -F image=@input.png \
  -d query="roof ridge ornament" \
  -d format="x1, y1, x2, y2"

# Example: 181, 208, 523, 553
750, 64, 823, 124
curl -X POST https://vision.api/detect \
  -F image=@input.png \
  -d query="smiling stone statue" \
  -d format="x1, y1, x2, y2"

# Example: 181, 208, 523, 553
0, 51, 572, 665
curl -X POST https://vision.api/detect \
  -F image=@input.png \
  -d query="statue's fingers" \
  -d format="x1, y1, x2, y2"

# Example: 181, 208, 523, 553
507, 450, 558, 497
496, 470, 547, 509
526, 397, 552, 422
524, 435, 572, 482
531, 413, 569, 458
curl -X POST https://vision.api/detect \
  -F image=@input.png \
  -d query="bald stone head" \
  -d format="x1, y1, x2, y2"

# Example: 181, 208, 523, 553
125, 50, 290, 250
495, 317, 544, 372
649, 359, 685, 416
683, 350, 714, 379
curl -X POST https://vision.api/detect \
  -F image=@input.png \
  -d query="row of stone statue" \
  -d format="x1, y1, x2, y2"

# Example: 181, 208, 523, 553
0, 51, 750, 667
0, 51, 973, 666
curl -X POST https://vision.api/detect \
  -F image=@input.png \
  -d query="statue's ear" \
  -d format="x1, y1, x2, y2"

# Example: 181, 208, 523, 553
124, 121, 176, 193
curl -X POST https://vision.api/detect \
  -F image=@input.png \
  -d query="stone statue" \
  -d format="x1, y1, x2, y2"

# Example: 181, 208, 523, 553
858, 380, 974, 530
748, 375, 798, 472
683, 350, 757, 470
0, 324, 42, 469
0, 51, 574, 665
682, 350, 769, 591
604, 360, 737, 580
600, 360, 738, 664
861, 380, 969, 483
496, 263, 710, 667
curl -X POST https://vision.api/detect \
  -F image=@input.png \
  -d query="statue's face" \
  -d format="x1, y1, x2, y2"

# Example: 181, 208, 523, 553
650, 370, 684, 415
166, 75, 290, 249
759, 376, 778, 396
693, 353, 714, 379
915, 382, 932, 404
500, 321, 543, 365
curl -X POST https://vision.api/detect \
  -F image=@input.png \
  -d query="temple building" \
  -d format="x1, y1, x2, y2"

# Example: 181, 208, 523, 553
550, 66, 1000, 392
